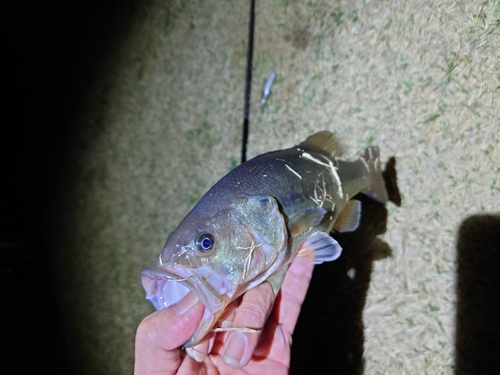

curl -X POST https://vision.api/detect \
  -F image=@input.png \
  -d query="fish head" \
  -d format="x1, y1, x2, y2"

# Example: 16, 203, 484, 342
141, 195, 287, 348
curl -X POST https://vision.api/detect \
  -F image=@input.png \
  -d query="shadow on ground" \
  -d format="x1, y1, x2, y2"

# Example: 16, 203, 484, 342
292, 174, 500, 374
291, 157, 400, 374
455, 214, 500, 375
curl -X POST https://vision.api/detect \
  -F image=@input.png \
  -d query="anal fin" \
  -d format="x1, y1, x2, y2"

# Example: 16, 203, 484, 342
295, 231, 343, 264
333, 200, 361, 232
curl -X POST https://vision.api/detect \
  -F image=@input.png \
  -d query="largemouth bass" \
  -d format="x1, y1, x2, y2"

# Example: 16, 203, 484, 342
141, 131, 388, 360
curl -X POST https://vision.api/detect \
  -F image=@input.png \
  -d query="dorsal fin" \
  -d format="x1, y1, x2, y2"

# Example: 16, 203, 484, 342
298, 131, 344, 157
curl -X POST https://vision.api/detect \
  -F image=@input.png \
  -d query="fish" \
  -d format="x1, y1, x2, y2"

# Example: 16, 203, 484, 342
259, 71, 277, 111
141, 130, 388, 361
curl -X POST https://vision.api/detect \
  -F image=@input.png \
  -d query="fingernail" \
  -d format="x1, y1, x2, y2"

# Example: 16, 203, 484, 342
174, 292, 199, 316
186, 346, 206, 362
222, 332, 247, 366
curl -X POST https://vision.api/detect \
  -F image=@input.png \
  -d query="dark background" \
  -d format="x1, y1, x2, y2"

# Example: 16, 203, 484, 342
1, 2, 144, 373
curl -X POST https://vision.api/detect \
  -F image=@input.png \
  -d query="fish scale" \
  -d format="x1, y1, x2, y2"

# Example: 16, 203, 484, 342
194, 147, 350, 231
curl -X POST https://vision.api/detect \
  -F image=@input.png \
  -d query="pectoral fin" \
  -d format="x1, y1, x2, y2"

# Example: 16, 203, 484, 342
296, 231, 343, 264
287, 206, 327, 238
332, 200, 361, 232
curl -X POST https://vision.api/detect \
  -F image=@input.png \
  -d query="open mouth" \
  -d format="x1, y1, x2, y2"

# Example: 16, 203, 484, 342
141, 265, 232, 349
141, 265, 228, 315
141, 266, 191, 310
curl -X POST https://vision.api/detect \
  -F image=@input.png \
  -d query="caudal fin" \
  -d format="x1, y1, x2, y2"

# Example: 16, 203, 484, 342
362, 146, 388, 203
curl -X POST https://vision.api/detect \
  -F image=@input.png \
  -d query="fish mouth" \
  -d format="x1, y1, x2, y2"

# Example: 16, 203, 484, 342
141, 265, 230, 348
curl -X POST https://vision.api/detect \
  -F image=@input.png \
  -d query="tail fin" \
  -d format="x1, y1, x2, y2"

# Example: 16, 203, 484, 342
362, 146, 388, 203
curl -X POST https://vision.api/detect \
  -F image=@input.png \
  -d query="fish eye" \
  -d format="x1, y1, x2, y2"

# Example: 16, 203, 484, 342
196, 232, 214, 253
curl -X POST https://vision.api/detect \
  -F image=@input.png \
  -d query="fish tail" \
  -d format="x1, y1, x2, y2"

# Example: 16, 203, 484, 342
361, 146, 388, 203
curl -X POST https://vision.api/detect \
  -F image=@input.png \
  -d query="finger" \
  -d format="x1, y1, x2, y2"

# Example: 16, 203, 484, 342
190, 299, 239, 361
185, 331, 214, 363
134, 292, 205, 375
276, 259, 315, 334
218, 299, 238, 328
252, 261, 315, 363
220, 281, 275, 368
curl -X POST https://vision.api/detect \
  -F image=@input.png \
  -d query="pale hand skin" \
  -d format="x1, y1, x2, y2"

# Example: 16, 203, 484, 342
134, 260, 314, 375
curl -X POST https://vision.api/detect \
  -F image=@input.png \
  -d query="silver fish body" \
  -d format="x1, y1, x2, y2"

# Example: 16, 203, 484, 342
141, 131, 388, 360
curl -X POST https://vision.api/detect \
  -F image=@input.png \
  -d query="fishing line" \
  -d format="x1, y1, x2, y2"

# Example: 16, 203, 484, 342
241, 0, 256, 164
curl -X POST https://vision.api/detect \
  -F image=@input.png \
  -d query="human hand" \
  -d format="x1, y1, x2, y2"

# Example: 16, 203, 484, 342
134, 259, 314, 374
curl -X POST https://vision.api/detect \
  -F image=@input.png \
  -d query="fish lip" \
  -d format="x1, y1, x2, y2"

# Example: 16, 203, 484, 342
141, 265, 230, 348
141, 265, 227, 314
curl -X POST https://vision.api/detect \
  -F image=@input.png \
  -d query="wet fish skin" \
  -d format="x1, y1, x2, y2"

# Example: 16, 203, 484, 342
141, 131, 388, 360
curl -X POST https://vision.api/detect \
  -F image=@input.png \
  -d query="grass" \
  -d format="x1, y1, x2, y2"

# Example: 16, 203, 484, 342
53, 0, 500, 374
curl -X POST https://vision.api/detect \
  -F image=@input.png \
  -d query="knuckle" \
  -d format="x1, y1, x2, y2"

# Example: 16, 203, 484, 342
136, 315, 159, 344
238, 303, 267, 327
237, 282, 274, 327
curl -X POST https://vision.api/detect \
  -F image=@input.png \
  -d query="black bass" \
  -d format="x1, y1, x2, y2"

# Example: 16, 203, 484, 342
141, 131, 388, 360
